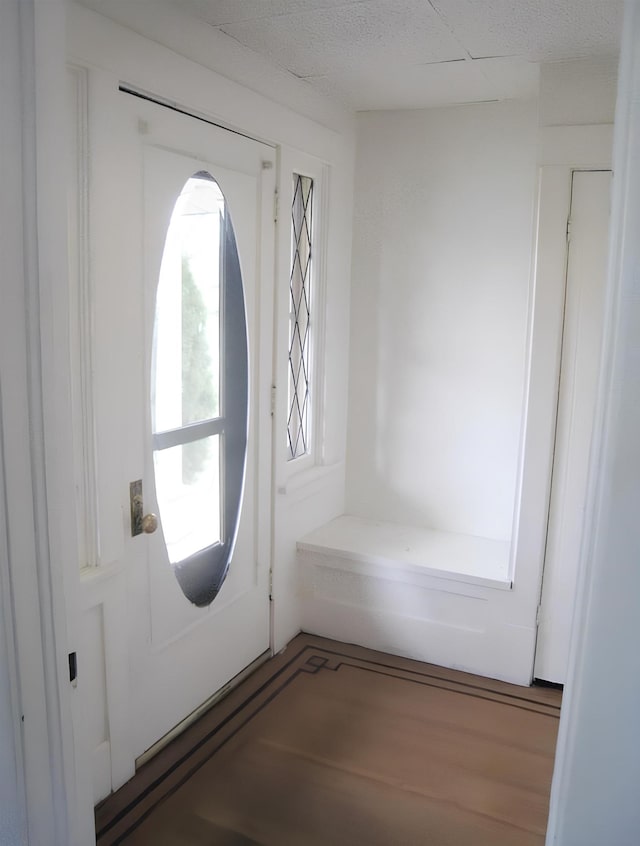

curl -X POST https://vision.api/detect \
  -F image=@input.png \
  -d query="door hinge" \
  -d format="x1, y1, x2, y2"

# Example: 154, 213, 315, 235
269, 569, 274, 601
270, 384, 277, 417
566, 217, 572, 241
273, 189, 279, 223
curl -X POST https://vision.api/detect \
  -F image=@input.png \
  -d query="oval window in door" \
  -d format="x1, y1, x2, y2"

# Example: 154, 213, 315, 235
151, 171, 248, 607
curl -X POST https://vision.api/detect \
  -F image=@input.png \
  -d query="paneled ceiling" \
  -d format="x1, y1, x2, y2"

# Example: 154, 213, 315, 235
86, 0, 624, 110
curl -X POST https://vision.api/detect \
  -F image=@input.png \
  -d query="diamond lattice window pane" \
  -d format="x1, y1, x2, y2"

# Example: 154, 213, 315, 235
288, 174, 313, 460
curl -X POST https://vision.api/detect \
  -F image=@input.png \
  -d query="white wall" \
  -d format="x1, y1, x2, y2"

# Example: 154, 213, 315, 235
539, 57, 618, 127
546, 6, 640, 842
298, 100, 542, 685
347, 101, 537, 542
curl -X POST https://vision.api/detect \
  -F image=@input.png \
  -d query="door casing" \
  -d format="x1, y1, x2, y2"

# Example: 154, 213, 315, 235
512, 125, 613, 685
534, 169, 611, 684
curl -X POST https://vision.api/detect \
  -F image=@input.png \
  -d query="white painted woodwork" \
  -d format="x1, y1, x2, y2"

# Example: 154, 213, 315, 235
67, 64, 98, 572
78, 564, 130, 798
298, 517, 534, 684
534, 170, 611, 684
270, 145, 350, 653
547, 4, 640, 841
89, 84, 274, 779
11, 0, 634, 842
299, 515, 528, 679
0, 0, 94, 843
299, 516, 511, 590
300, 565, 534, 685
82, 605, 110, 803
0, 470, 25, 845
67, 5, 354, 809
511, 127, 612, 694
0, 3, 31, 840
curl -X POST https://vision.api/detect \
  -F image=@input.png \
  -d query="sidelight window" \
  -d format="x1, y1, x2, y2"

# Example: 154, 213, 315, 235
288, 173, 314, 461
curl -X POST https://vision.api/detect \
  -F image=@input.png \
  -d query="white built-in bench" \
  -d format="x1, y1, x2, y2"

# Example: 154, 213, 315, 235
295, 516, 535, 684
297, 515, 512, 591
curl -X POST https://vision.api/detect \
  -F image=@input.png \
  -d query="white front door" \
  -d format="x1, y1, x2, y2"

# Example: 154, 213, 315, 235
91, 86, 275, 767
534, 170, 611, 684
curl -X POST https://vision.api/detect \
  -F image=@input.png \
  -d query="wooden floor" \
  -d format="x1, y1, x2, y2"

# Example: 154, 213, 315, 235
96, 634, 562, 845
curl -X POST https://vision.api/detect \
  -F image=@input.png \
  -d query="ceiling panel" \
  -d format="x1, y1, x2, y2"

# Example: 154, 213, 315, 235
474, 56, 539, 101
305, 59, 500, 111
86, 0, 622, 112
431, 0, 623, 61
217, 0, 467, 78
174, 0, 371, 26
539, 56, 618, 125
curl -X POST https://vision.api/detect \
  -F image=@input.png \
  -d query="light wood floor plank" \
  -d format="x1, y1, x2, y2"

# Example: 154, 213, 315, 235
96, 634, 561, 845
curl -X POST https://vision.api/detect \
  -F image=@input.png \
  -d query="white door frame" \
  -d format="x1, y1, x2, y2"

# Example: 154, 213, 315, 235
547, 4, 640, 839
533, 168, 611, 683
0, 4, 31, 841
0, 0, 93, 843
511, 123, 613, 683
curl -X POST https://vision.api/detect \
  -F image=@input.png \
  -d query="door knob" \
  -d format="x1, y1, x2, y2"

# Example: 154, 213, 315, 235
130, 480, 159, 536
142, 513, 158, 534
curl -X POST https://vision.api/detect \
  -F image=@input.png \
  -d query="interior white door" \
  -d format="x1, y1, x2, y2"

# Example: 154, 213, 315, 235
534, 170, 611, 684
91, 86, 275, 766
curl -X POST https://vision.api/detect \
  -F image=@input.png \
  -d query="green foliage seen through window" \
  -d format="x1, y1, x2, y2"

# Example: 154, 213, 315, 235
181, 255, 216, 484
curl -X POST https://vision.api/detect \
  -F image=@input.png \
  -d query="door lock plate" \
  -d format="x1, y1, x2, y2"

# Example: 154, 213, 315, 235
130, 479, 143, 536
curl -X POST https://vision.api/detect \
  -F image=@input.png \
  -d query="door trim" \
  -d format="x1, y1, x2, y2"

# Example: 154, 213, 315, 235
511, 125, 613, 684
533, 169, 611, 683
119, 84, 277, 149
4, 0, 95, 842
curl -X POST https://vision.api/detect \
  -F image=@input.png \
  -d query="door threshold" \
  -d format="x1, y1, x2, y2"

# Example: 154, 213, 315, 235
135, 648, 272, 769
533, 678, 564, 691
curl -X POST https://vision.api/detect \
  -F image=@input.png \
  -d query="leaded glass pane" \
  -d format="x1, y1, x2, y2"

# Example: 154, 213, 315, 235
288, 174, 313, 460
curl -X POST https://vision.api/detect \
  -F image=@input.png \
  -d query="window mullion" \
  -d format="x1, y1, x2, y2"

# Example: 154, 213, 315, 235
153, 417, 224, 451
